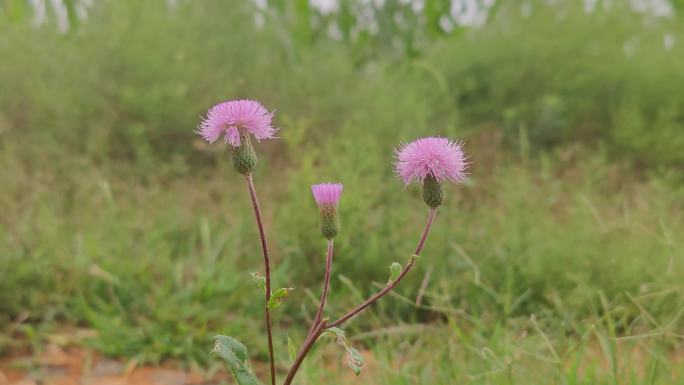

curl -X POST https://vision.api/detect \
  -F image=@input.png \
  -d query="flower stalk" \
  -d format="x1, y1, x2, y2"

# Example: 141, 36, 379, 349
306, 239, 335, 339
245, 173, 276, 385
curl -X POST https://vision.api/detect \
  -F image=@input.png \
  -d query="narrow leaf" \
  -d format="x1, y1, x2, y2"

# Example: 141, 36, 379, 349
267, 287, 294, 309
387, 262, 402, 286
287, 335, 297, 362
250, 272, 266, 292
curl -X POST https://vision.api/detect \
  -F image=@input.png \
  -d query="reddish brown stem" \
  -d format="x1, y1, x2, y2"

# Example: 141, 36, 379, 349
245, 174, 276, 385
282, 208, 437, 385
327, 208, 437, 327
306, 239, 334, 339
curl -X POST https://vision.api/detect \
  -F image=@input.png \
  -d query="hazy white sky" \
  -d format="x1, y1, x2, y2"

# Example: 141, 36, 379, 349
29, 0, 676, 32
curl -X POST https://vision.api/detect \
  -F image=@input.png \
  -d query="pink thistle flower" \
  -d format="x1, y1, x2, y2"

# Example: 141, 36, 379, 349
395, 137, 468, 185
197, 99, 277, 146
311, 183, 344, 208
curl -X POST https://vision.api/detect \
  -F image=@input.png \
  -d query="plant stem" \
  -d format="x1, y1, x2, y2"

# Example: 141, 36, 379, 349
282, 208, 437, 385
306, 239, 334, 339
327, 207, 437, 328
245, 173, 276, 385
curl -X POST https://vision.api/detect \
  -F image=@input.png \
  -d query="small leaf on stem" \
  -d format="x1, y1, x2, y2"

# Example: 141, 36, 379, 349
323, 327, 364, 375
346, 346, 364, 376
250, 272, 266, 292
387, 262, 402, 286
267, 287, 295, 309
325, 327, 345, 339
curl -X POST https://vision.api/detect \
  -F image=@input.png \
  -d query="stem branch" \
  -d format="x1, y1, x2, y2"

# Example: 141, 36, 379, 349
282, 208, 437, 384
328, 208, 437, 327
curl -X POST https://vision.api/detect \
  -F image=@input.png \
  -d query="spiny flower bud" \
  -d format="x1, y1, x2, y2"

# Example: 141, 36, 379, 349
232, 131, 257, 175
311, 183, 344, 239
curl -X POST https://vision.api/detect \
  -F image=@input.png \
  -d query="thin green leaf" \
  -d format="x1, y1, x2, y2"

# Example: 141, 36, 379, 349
287, 335, 297, 362
250, 272, 266, 292
63, 0, 79, 30
267, 287, 294, 309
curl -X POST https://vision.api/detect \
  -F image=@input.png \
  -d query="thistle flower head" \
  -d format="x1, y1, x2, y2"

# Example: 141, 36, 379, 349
197, 99, 277, 147
394, 137, 467, 185
311, 183, 343, 239
311, 183, 344, 208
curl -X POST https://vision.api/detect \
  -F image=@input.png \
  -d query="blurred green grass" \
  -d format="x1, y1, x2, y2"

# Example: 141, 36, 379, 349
1, 0, 683, 383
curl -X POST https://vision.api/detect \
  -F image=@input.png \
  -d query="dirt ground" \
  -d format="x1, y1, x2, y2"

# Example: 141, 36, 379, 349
3, 340, 682, 384
0, 345, 226, 385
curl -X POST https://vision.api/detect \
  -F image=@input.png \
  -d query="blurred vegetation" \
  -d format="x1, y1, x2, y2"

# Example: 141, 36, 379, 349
1, 0, 683, 384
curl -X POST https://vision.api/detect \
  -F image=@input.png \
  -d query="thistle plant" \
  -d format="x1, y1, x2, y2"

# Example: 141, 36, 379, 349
197, 100, 468, 385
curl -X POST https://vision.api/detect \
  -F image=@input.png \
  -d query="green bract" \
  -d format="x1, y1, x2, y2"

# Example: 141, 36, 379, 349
232, 132, 258, 175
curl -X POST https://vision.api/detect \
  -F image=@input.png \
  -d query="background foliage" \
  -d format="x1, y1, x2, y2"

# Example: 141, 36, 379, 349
1, 0, 683, 383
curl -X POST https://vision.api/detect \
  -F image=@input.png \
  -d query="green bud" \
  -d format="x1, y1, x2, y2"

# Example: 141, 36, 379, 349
320, 206, 339, 239
422, 174, 443, 208
232, 132, 257, 175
